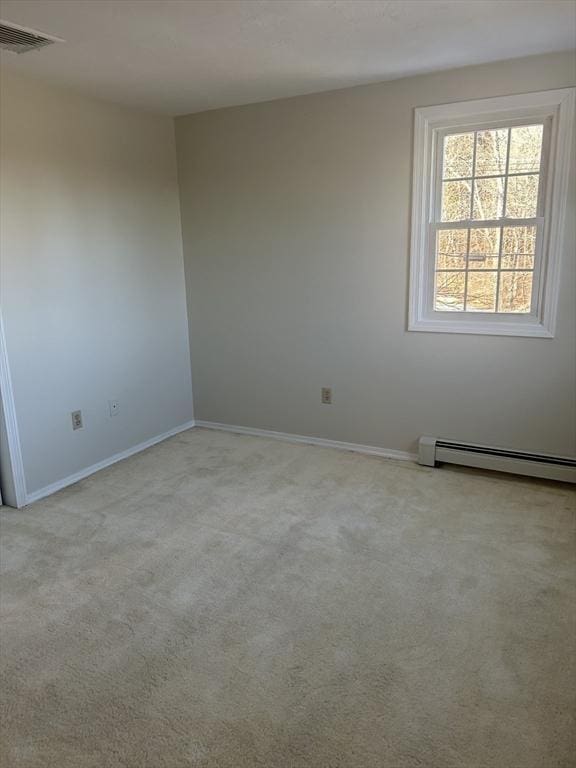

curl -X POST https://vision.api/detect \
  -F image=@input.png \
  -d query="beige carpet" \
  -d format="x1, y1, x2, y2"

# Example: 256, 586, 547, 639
1, 427, 575, 768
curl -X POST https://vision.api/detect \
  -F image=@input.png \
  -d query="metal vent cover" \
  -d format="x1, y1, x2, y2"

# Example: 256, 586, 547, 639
0, 20, 63, 53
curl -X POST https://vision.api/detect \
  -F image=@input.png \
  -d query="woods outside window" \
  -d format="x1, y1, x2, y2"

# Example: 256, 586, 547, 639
409, 89, 574, 337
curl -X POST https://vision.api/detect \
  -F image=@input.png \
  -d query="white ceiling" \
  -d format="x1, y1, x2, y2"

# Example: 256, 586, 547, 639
1, 0, 574, 115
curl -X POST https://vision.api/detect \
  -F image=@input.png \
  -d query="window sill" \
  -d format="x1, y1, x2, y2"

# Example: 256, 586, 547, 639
408, 316, 554, 338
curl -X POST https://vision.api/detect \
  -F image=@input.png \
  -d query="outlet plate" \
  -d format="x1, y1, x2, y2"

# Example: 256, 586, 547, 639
108, 400, 120, 417
71, 410, 83, 430
321, 387, 333, 405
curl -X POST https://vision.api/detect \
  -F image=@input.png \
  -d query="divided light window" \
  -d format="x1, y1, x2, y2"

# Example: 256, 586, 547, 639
436, 123, 545, 314
409, 89, 574, 337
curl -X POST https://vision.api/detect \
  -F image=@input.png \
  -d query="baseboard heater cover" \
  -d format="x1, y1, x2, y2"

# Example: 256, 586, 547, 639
418, 436, 576, 483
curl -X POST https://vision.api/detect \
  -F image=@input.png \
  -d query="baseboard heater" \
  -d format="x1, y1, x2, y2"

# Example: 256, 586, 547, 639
418, 436, 576, 484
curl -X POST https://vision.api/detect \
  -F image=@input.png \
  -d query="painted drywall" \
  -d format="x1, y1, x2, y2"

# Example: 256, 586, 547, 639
176, 51, 576, 457
2, 1, 575, 115
0, 70, 194, 495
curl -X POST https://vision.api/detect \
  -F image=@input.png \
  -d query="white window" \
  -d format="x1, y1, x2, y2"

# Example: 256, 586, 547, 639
409, 89, 574, 337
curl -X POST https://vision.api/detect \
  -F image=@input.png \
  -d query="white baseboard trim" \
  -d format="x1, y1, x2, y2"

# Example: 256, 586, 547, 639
195, 420, 417, 462
26, 420, 195, 505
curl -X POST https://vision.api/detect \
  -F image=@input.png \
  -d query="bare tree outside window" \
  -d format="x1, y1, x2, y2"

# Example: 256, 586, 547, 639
434, 124, 543, 313
410, 90, 574, 337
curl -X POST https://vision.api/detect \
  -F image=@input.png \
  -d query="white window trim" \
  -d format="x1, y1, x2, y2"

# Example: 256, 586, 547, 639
408, 88, 575, 337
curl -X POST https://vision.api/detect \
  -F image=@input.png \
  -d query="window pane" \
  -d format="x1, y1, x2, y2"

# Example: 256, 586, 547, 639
505, 174, 539, 218
508, 125, 543, 174
501, 226, 536, 269
435, 271, 465, 311
475, 128, 508, 176
466, 271, 497, 311
441, 180, 471, 222
472, 177, 505, 220
436, 229, 468, 269
468, 227, 500, 269
498, 271, 533, 313
443, 132, 474, 179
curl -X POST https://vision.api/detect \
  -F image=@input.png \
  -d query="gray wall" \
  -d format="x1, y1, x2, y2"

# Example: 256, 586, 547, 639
0, 70, 194, 495
176, 51, 576, 456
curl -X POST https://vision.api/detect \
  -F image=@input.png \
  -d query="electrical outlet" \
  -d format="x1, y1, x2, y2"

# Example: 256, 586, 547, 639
321, 387, 333, 405
71, 410, 83, 430
108, 400, 120, 417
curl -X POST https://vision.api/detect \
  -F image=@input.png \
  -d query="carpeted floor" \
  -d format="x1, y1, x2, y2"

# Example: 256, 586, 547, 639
1, 427, 575, 768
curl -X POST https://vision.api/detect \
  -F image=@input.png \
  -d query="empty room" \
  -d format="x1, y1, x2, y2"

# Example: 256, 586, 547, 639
0, 1, 575, 766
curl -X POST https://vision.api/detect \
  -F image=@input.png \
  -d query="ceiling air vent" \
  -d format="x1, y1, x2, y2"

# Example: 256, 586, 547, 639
0, 20, 63, 54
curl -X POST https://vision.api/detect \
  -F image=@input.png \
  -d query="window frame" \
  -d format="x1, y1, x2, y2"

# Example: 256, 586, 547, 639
408, 89, 575, 337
